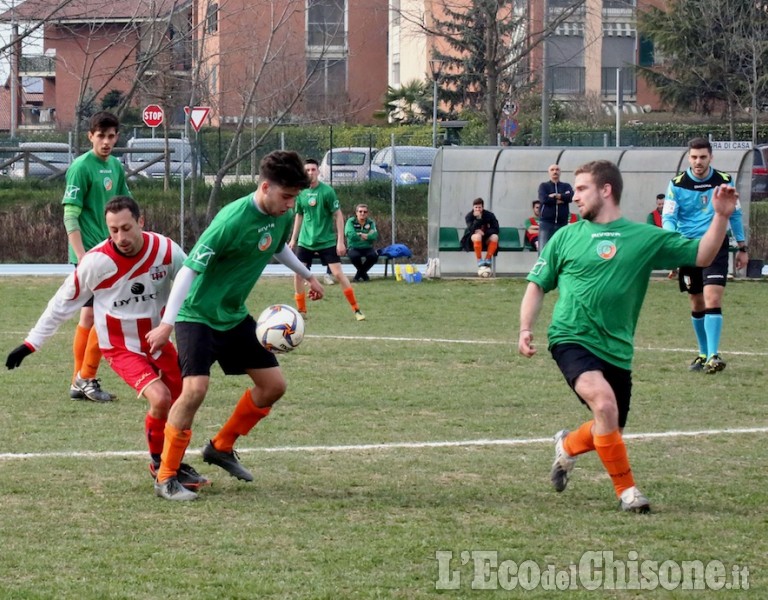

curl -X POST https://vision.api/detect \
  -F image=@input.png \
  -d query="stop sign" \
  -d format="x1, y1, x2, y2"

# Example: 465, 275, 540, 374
142, 104, 164, 128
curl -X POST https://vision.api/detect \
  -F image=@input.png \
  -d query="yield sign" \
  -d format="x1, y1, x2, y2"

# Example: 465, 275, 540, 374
185, 106, 210, 132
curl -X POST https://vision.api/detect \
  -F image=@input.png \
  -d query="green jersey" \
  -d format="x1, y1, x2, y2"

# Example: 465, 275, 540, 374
527, 218, 698, 369
345, 217, 378, 249
296, 182, 340, 250
62, 150, 130, 263
178, 194, 292, 330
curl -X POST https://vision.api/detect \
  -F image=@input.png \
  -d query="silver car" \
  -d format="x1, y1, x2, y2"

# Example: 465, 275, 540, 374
7, 142, 72, 180
319, 147, 377, 185
123, 137, 197, 180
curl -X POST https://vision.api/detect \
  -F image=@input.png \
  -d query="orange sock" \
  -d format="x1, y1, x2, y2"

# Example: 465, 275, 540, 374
72, 325, 90, 382
145, 413, 167, 457
563, 420, 596, 457
80, 326, 101, 379
473, 240, 482, 260
486, 240, 498, 260
157, 424, 191, 482
343, 287, 359, 312
295, 292, 307, 313
594, 429, 635, 497
211, 390, 271, 453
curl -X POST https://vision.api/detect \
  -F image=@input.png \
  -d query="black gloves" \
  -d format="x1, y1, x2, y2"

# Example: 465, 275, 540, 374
6, 344, 33, 369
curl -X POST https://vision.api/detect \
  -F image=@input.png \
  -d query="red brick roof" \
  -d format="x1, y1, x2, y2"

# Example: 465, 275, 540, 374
0, 0, 187, 22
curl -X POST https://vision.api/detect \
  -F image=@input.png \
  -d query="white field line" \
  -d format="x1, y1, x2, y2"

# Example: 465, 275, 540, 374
1, 426, 767, 462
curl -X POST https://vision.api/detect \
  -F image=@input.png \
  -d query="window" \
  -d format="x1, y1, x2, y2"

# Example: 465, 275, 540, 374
206, 2, 218, 34
307, 0, 345, 48
306, 58, 347, 103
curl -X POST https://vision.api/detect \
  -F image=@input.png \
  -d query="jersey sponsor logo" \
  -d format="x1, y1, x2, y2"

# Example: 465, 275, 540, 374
134, 370, 154, 389
596, 240, 617, 260
113, 292, 158, 307
63, 185, 80, 201
258, 232, 273, 252
103, 177, 113, 192
150, 265, 167, 281
189, 244, 215, 267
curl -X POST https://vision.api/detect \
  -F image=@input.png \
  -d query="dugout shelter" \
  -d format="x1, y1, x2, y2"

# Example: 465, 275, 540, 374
428, 146, 753, 276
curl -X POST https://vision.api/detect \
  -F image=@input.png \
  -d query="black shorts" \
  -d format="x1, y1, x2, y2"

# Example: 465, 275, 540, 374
296, 245, 340, 267
175, 314, 278, 377
678, 237, 729, 294
550, 343, 632, 428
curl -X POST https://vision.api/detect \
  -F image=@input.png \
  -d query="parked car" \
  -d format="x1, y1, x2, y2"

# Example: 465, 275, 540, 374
751, 145, 768, 201
7, 142, 72, 180
123, 137, 197, 180
319, 147, 377, 184
370, 145, 438, 185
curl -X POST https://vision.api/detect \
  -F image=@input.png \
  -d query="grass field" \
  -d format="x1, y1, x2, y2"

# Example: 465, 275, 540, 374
0, 274, 766, 599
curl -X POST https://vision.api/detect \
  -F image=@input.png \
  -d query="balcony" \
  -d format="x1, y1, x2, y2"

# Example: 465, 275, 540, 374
20, 107, 56, 129
19, 55, 55, 77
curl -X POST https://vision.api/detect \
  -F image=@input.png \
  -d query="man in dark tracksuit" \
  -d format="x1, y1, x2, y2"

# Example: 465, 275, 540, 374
537, 164, 574, 250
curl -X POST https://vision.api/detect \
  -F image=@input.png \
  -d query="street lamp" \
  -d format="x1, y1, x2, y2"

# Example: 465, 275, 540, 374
429, 59, 444, 148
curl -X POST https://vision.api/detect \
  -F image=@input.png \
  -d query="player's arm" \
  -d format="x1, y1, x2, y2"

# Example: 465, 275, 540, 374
6, 270, 93, 369
366, 220, 378, 242
63, 204, 87, 262
334, 209, 346, 256
661, 183, 678, 232
518, 282, 545, 357
146, 265, 198, 353
289, 213, 303, 249
274, 246, 324, 300
696, 184, 737, 267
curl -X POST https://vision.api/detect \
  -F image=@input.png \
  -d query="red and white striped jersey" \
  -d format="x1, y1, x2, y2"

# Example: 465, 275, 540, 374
25, 232, 185, 357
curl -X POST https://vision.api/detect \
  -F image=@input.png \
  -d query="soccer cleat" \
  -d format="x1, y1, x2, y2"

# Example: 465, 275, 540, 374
150, 461, 211, 491
154, 477, 198, 501
73, 375, 113, 402
688, 355, 706, 372
354, 310, 366, 321
550, 429, 577, 492
201, 440, 253, 482
69, 384, 85, 400
619, 486, 651, 513
703, 354, 726, 374
323, 273, 336, 285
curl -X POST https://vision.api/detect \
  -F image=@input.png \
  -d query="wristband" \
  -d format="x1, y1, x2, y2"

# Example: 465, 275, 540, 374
738, 247, 748, 253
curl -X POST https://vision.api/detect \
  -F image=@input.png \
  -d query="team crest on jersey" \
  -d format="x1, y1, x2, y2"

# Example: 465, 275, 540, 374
150, 265, 167, 281
308, 198, 317, 207
103, 177, 113, 191
258, 233, 272, 251
596, 240, 617, 260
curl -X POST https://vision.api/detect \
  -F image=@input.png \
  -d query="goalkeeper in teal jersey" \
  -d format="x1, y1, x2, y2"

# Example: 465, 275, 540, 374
662, 137, 748, 374
519, 160, 737, 514
146, 151, 325, 501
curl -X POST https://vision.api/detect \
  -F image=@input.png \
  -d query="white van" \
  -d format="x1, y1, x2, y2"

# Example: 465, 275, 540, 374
123, 137, 196, 180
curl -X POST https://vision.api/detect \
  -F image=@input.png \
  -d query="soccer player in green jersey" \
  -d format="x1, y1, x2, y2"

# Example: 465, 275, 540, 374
146, 150, 324, 501
63, 111, 131, 403
518, 160, 737, 513
290, 158, 365, 321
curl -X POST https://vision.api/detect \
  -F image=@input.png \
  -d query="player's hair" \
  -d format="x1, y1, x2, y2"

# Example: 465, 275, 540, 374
355, 204, 369, 212
89, 111, 120, 133
532, 200, 541, 207
472, 197, 484, 207
304, 158, 319, 167
656, 193, 665, 200
574, 160, 623, 204
105, 196, 140, 220
260, 151, 311, 189
688, 137, 712, 153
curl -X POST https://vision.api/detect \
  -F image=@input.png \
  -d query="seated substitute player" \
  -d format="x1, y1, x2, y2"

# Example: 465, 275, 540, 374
524, 200, 541, 251
460, 197, 499, 267
146, 150, 325, 501
290, 158, 365, 321
518, 160, 737, 513
5, 196, 208, 491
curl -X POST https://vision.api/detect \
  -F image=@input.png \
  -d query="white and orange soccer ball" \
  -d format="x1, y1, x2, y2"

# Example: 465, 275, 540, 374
255, 304, 305, 354
477, 265, 492, 278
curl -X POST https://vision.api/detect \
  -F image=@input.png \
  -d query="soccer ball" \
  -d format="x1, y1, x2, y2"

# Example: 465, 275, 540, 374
478, 265, 492, 278
256, 304, 305, 354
